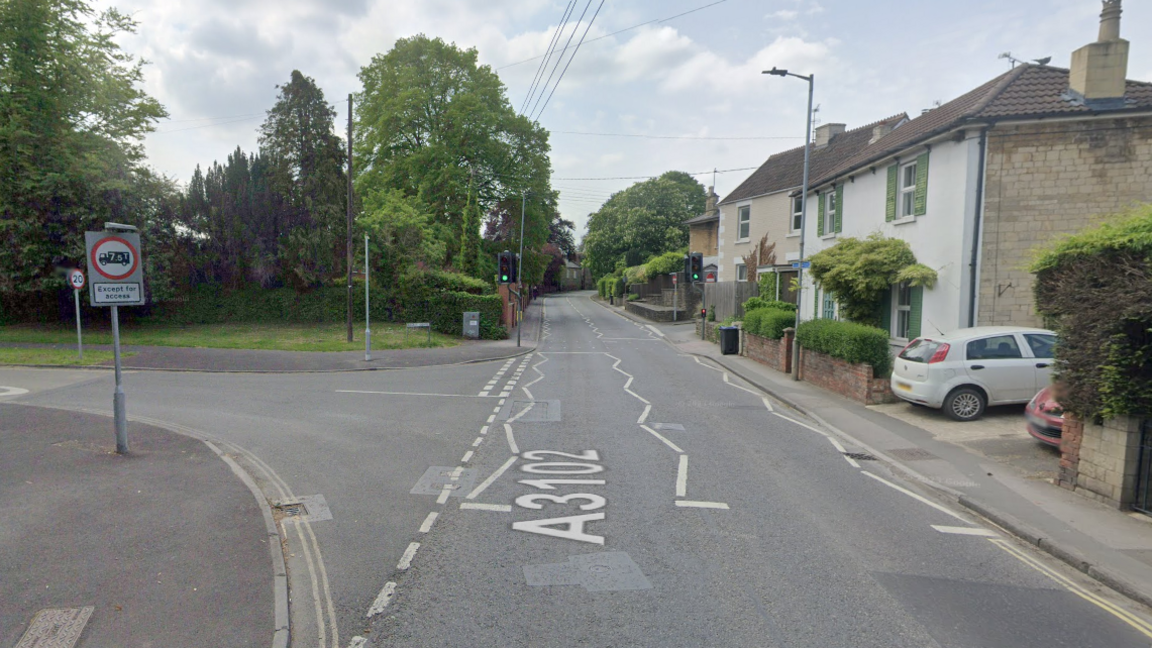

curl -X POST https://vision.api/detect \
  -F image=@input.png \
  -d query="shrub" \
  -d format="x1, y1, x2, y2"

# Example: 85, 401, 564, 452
1032, 205, 1152, 418
808, 234, 936, 326
706, 305, 715, 322
743, 297, 797, 314
645, 251, 684, 277
743, 308, 797, 340
624, 265, 648, 285
627, 293, 640, 301
613, 277, 626, 298
796, 319, 892, 376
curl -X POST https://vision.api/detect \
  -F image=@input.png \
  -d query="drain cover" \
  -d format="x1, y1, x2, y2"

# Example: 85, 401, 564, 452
271, 494, 332, 522
524, 552, 652, 591
652, 423, 686, 431
844, 452, 877, 461
275, 503, 304, 517
15, 607, 94, 648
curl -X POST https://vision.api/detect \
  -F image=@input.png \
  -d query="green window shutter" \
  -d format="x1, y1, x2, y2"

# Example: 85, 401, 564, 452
885, 165, 898, 222
834, 184, 844, 233
879, 288, 893, 334
908, 286, 924, 338
817, 192, 825, 236
914, 152, 930, 216
814, 288, 820, 319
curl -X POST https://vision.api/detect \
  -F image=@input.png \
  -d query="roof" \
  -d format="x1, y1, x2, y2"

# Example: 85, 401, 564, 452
811, 64, 1152, 188
718, 114, 908, 206
684, 211, 719, 225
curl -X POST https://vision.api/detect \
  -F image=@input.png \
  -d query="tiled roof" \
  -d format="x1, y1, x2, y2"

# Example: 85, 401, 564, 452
810, 65, 1152, 187
718, 114, 908, 206
684, 211, 719, 225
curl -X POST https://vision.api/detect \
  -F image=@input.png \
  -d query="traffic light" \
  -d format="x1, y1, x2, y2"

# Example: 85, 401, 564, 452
509, 253, 519, 284
689, 253, 703, 282
498, 251, 512, 284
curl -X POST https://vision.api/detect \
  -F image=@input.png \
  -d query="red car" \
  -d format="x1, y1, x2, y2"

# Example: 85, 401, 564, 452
1025, 386, 1063, 447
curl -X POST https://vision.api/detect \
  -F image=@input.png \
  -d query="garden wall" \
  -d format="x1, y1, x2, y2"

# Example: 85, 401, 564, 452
798, 348, 894, 405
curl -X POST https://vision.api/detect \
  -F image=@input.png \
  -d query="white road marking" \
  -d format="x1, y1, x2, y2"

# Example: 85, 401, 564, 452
472, 437, 484, 447
637, 404, 651, 424
675, 501, 730, 509
436, 486, 452, 504
828, 438, 846, 452
499, 392, 511, 398
349, 637, 367, 648
0, 386, 29, 397
336, 390, 496, 398
860, 471, 969, 522
461, 451, 474, 463
460, 503, 513, 512
772, 412, 830, 437
641, 424, 684, 454
478, 391, 490, 397
505, 423, 520, 454
932, 525, 997, 536
366, 582, 396, 617
761, 396, 774, 412
419, 512, 438, 533
487, 414, 496, 423
493, 406, 501, 413
506, 401, 535, 423
645, 325, 666, 337
467, 456, 519, 499
480, 426, 489, 435
396, 542, 420, 570
676, 455, 689, 497
842, 454, 861, 468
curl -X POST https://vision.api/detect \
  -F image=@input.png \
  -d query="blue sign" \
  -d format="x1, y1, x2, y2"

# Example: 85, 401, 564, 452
791, 261, 811, 269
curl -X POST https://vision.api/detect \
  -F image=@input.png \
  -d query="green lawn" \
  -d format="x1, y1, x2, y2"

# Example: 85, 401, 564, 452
0, 347, 126, 366
0, 322, 459, 352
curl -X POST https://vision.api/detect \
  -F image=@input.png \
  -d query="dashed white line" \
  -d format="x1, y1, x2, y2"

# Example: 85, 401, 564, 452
472, 437, 484, 447
467, 456, 519, 500
396, 542, 420, 570
861, 471, 969, 522
480, 426, 489, 435
675, 501, 730, 510
366, 581, 396, 617
461, 451, 474, 463
772, 412, 830, 437
641, 424, 684, 454
505, 423, 520, 454
932, 525, 997, 537
419, 512, 438, 533
435, 486, 452, 505
676, 455, 689, 498
487, 414, 496, 423
460, 503, 513, 512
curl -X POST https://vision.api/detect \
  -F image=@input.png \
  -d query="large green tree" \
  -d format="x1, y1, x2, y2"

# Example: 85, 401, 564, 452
0, 0, 166, 294
582, 171, 705, 279
355, 35, 554, 275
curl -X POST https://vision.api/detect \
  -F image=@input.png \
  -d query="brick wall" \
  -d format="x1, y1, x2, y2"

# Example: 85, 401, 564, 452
980, 117, 1152, 327
1070, 415, 1144, 509
694, 318, 721, 343
798, 348, 895, 405
743, 331, 792, 374
689, 222, 718, 256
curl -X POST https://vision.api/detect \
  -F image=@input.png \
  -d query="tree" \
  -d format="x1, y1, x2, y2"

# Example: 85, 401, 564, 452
582, 172, 705, 279
741, 233, 777, 285
355, 35, 554, 271
807, 234, 937, 325
0, 0, 167, 294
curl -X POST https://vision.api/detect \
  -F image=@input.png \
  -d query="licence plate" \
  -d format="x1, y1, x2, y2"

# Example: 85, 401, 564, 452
896, 381, 912, 392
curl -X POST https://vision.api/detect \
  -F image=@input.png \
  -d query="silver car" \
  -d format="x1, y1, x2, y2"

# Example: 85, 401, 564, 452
890, 326, 1057, 421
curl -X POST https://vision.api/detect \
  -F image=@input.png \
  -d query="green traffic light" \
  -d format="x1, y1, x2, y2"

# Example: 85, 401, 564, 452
502, 275, 509, 281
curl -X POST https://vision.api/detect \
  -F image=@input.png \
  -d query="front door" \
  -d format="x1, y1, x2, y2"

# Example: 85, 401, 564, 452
963, 334, 1036, 403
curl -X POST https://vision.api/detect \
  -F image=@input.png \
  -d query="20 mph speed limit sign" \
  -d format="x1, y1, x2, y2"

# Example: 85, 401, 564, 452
67, 268, 85, 290
85, 231, 146, 306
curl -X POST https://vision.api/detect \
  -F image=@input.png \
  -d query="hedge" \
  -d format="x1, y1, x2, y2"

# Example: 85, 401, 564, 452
742, 308, 797, 340
796, 319, 892, 377
743, 297, 797, 314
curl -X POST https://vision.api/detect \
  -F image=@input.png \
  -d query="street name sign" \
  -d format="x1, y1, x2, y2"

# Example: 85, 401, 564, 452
85, 231, 145, 306
791, 261, 811, 269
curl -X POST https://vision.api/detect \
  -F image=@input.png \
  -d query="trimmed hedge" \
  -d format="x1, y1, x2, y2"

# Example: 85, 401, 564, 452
743, 297, 797, 314
796, 319, 892, 377
742, 308, 797, 340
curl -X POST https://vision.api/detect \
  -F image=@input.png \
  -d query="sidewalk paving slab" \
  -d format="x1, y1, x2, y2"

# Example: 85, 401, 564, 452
0, 404, 276, 647
640, 312, 1152, 611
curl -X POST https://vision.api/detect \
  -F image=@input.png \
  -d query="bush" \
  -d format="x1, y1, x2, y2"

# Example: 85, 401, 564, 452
597, 276, 614, 299
627, 293, 640, 301
706, 305, 716, 322
796, 319, 892, 376
645, 251, 684, 277
743, 297, 797, 314
743, 308, 797, 340
614, 277, 626, 298
808, 234, 936, 325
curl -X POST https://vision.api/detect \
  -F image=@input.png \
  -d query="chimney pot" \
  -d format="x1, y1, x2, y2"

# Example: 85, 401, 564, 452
1099, 0, 1122, 41
814, 123, 846, 148
1069, 0, 1128, 101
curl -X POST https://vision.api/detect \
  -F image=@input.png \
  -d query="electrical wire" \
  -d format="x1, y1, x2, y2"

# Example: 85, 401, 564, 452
527, 0, 594, 120
532, 0, 604, 122
520, 0, 577, 115
554, 166, 757, 181
553, 130, 799, 141
153, 115, 263, 134
498, 0, 730, 71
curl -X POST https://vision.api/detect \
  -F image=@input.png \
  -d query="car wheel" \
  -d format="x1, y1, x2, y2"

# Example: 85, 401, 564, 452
944, 387, 986, 421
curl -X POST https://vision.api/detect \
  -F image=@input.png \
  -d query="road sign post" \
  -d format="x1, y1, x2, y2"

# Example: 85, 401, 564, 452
365, 234, 371, 362
68, 269, 85, 360
85, 225, 145, 454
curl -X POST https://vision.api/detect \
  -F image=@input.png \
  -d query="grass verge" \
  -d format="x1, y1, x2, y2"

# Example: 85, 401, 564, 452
0, 348, 127, 366
0, 322, 460, 352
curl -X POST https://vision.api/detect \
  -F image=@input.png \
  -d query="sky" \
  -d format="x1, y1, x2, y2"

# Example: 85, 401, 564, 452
108, 0, 1152, 241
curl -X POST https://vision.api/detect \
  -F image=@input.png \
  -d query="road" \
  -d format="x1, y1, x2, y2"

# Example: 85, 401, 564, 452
5, 291, 1152, 647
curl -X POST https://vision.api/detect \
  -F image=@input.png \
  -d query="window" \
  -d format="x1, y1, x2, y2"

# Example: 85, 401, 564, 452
823, 191, 836, 235
899, 161, 917, 218
822, 290, 836, 320
967, 335, 1023, 360
1024, 334, 1056, 359
736, 263, 748, 282
896, 283, 912, 339
791, 196, 803, 232
737, 205, 751, 241
899, 339, 944, 364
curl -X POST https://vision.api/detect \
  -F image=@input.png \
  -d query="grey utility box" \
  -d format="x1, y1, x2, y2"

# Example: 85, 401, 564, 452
463, 311, 480, 339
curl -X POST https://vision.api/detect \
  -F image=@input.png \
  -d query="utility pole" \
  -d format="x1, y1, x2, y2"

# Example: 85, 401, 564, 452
365, 234, 371, 362
517, 192, 527, 347
346, 93, 354, 343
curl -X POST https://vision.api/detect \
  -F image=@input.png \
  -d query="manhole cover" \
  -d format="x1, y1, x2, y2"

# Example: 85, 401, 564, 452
888, 447, 938, 462
524, 551, 652, 591
275, 503, 304, 517
844, 452, 877, 461
15, 607, 94, 648
271, 494, 332, 522
652, 423, 685, 431
410, 466, 479, 496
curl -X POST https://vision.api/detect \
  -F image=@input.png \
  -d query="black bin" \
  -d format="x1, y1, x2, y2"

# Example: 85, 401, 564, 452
719, 326, 740, 355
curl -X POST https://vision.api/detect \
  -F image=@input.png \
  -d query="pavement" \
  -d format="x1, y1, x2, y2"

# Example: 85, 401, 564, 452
2, 292, 1150, 647
612, 300, 1152, 612
0, 307, 541, 373
0, 404, 277, 648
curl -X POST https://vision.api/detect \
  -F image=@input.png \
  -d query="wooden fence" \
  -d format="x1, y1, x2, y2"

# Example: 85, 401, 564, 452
705, 281, 760, 321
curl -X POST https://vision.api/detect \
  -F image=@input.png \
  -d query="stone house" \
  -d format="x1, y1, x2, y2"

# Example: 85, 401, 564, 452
799, 0, 1152, 343
715, 115, 906, 302
685, 187, 720, 280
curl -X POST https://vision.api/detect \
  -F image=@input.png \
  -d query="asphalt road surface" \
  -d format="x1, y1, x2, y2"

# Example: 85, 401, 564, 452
7, 291, 1152, 648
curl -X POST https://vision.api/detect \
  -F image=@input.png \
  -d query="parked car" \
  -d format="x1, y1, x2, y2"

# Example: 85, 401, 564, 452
1025, 386, 1063, 447
890, 326, 1057, 421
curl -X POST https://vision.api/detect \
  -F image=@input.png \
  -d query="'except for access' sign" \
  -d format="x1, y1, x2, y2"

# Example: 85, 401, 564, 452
85, 231, 146, 307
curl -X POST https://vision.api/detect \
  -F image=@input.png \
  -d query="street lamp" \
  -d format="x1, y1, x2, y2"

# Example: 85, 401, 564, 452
763, 67, 814, 382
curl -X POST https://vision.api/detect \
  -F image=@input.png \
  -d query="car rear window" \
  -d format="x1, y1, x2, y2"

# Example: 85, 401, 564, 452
898, 339, 941, 363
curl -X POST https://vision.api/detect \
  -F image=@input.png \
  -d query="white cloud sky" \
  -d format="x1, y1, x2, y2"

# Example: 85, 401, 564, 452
105, 0, 1152, 239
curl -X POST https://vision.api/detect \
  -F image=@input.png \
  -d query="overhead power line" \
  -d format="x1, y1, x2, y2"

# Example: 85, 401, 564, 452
498, 0, 730, 71
554, 166, 757, 181
553, 130, 800, 141
153, 115, 263, 135
520, 0, 577, 115
527, 0, 592, 119
531, 0, 604, 122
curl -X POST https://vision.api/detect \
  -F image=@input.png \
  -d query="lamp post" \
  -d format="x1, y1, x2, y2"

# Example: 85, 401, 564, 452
517, 192, 527, 347
764, 67, 814, 382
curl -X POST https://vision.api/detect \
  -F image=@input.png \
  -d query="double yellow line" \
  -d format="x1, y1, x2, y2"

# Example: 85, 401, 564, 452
990, 538, 1152, 638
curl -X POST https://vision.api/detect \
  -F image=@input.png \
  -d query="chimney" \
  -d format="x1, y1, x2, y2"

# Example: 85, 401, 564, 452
813, 123, 846, 148
870, 123, 894, 145
705, 186, 718, 216
1068, 0, 1129, 102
